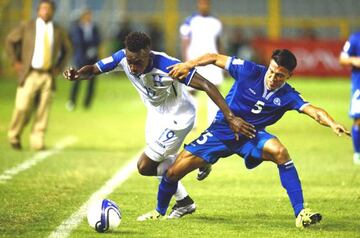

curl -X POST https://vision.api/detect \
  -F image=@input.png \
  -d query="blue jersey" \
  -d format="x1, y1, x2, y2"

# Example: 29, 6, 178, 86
341, 32, 360, 118
211, 57, 309, 140
341, 32, 360, 81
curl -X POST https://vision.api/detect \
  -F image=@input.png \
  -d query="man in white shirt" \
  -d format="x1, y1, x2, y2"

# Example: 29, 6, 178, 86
5, 0, 71, 150
179, 0, 224, 180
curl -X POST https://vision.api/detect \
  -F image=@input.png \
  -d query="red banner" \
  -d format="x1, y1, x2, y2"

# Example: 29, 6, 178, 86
252, 38, 350, 77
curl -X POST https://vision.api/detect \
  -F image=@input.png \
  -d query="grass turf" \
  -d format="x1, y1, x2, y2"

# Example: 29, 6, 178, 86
0, 75, 359, 237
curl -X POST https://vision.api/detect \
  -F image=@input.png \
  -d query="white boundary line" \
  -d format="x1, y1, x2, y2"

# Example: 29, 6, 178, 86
48, 152, 140, 238
0, 136, 78, 183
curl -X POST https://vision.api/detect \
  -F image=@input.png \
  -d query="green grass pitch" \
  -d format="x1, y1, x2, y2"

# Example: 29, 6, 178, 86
0, 74, 359, 237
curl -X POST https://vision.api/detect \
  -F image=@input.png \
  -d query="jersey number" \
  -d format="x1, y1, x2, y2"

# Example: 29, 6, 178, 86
251, 100, 265, 114
196, 131, 213, 145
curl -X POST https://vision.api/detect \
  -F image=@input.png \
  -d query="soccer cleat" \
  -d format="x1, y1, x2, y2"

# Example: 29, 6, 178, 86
136, 210, 164, 221
197, 164, 212, 181
295, 208, 322, 228
167, 202, 196, 219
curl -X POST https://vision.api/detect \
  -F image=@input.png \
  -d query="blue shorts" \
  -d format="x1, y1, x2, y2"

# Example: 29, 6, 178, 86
184, 130, 275, 169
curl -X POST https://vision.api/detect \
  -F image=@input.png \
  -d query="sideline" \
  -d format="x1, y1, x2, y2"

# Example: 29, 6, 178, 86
48, 152, 140, 238
0, 136, 78, 183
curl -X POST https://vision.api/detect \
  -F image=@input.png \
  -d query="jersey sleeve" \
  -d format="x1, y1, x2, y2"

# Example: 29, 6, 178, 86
96, 49, 125, 73
225, 57, 262, 81
179, 15, 193, 38
288, 91, 310, 112
180, 68, 197, 86
342, 34, 358, 57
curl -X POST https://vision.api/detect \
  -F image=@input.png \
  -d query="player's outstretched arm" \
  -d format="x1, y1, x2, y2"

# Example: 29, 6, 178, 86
167, 53, 229, 80
63, 65, 101, 81
302, 104, 351, 136
339, 55, 360, 68
188, 72, 256, 139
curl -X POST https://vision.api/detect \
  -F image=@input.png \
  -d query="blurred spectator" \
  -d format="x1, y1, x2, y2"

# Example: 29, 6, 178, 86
179, 0, 224, 126
5, 0, 72, 150
146, 20, 164, 51
66, 9, 101, 111
227, 27, 255, 61
113, 18, 132, 52
298, 23, 317, 41
339, 31, 360, 165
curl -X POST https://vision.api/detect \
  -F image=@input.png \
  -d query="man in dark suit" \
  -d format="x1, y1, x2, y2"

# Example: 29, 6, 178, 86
5, 0, 72, 150
66, 9, 101, 111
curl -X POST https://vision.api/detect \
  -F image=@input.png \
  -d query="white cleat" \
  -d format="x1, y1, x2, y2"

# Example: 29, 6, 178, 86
137, 210, 164, 221
295, 208, 322, 228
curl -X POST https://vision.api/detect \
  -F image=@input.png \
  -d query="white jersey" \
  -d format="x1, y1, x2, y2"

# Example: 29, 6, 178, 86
180, 13, 222, 60
96, 50, 196, 129
180, 13, 223, 85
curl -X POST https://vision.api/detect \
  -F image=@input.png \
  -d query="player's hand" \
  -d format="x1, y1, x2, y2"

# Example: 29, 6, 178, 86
63, 67, 79, 81
227, 115, 256, 140
331, 123, 351, 137
167, 62, 192, 80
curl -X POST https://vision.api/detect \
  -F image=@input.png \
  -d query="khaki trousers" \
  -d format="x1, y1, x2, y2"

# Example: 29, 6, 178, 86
8, 71, 53, 150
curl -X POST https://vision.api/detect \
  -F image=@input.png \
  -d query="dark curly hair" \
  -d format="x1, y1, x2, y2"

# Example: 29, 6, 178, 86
271, 49, 297, 72
125, 32, 151, 52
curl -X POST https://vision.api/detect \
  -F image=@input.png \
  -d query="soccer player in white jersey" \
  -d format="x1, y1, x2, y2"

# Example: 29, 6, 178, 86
63, 32, 255, 220
180, 0, 224, 180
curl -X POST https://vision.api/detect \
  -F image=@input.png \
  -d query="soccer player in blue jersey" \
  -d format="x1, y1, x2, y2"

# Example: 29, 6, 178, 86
141, 49, 350, 227
63, 32, 255, 220
340, 32, 360, 165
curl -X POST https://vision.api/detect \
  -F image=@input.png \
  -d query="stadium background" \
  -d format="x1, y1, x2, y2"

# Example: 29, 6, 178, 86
1, 0, 360, 77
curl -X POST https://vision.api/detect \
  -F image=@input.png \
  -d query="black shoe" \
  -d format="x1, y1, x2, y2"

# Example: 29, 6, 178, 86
197, 164, 212, 181
10, 142, 22, 150
168, 202, 196, 219
168, 196, 196, 219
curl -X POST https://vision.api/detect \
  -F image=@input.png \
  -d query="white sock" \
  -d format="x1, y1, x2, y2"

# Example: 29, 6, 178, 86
173, 181, 188, 201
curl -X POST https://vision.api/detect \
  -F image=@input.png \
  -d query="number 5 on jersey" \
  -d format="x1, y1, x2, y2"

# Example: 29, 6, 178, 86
251, 100, 265, 114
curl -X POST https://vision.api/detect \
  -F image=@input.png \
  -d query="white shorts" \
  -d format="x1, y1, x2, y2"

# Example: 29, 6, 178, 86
144, 115, 194, 162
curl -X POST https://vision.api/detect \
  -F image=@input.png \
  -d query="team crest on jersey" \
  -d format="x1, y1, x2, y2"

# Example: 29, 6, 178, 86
152, 75, 165, 86
273, 97, 281, 106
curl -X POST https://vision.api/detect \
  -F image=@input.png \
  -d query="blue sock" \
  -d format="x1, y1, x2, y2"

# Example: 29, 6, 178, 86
352, 125, 360, 153
156, 175, 178, 215
278, 161, 304, 217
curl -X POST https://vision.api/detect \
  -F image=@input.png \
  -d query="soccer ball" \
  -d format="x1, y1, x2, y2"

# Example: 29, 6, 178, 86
87, 199, 122, 233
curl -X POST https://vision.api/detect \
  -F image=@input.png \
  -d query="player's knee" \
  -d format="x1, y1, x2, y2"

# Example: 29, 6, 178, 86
165, 167, 181, 182
273, 146, 290, 164
137, 161, 154, 176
